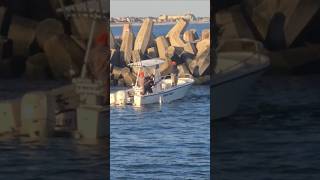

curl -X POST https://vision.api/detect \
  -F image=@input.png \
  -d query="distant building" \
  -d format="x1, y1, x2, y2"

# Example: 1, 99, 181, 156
184, 13, 196, 21
158, 14, 168, 22
110, 13, 207, 25
158, 12, 197, 22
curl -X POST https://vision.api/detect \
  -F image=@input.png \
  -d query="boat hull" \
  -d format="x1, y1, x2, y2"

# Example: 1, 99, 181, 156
212, 69, 265, 119
133, 81, 193, 106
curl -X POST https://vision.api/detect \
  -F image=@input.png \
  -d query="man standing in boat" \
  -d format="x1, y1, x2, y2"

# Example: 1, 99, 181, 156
170, 61, 179, 86
138, 71, 145, 95
144, 74, 155, 94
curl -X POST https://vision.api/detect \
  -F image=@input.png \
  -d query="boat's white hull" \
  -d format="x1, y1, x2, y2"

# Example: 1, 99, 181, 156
212, 69, 265, 120
110, 78, 194, 106
133, 81, 193, 106
212, 49, 270, 120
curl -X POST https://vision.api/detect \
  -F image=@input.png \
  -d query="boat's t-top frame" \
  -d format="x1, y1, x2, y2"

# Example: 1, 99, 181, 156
57, 0, 108, 79
57, 0, 108, 19
57, 0, 108, 105
128, 59, 165, 95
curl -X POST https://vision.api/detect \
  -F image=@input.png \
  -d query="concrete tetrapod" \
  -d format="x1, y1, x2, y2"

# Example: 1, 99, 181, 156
166, 18, 188, 47
134, 18, 154, 55
120, 23, 134, 65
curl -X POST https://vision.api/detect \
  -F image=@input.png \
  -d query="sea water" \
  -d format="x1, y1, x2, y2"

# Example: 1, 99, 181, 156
110, 23, 210, 179
111, 23, 210, 37
111, 86, 210, 179
214, 75, 320, 180
0, 23, 210, 180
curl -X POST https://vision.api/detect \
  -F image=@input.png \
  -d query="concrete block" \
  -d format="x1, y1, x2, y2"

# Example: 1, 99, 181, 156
155, 36, 169, 59
177, 63, 190, 77
25, 53, 48, 80
196, 39, 210, 55
44, 34, 85, 80
183, 30, 197, 42
134, 18, 153, 54
111, 66, 123, 80
70, 17, 105, 41
121, 67, 135, 86
195, 46, 210, 76
8, 16, 37, 57
35, 18, 64, 50
131, 49, 142, 63
201, 29, 210, 40
216, 5, 254, 40
166, 18, 188, 47
185, 58, 199, 77
120, 23, 134, 65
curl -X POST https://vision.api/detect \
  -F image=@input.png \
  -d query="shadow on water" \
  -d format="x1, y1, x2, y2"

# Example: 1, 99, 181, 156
214, 75, 320, 180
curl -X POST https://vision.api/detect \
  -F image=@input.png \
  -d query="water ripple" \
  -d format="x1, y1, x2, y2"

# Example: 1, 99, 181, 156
214, 75, 320, 180
111, 86, 210, 179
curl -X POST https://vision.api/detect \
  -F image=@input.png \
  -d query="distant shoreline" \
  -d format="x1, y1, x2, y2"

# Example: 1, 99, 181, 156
110, 21, 210, 27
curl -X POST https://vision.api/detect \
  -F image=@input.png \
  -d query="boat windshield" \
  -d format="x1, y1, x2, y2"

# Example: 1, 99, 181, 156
128, 59, 165, 67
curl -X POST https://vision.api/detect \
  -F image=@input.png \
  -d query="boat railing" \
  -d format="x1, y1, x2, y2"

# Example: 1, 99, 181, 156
217, 38, 264, 54
161, 75, 171, 79
215, 38, 266, 74
57, 0, 108, 20
160, 73, 193, 80
182, 74, 194, 79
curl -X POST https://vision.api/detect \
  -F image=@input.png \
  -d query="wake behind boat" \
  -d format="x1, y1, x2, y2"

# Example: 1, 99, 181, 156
110, 58, 194, 106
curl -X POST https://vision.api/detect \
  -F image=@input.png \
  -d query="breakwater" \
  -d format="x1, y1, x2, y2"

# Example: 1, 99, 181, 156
216, 0, 320, 74
110, 18, 211, 86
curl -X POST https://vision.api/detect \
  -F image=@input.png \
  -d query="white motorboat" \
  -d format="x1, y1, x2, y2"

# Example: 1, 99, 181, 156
110, 58, 194, 106
212, 39, 270, 119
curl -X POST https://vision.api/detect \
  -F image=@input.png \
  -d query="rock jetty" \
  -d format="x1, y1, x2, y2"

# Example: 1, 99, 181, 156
110, 18, 211, 86
216, 0, 320, 74
0, 0, 108, 80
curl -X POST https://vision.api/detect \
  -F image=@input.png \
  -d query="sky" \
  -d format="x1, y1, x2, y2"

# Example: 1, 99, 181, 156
110, 0, 210, 17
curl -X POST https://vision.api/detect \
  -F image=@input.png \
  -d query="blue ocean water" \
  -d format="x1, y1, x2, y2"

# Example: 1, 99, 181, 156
111, 86, 210, 179
0, 80, 108, 180
0, 23, 210, 180
111, 23, 210, 37
0, 138, 108, 180
214, 75, 320, 180
110, 23, 210, 179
